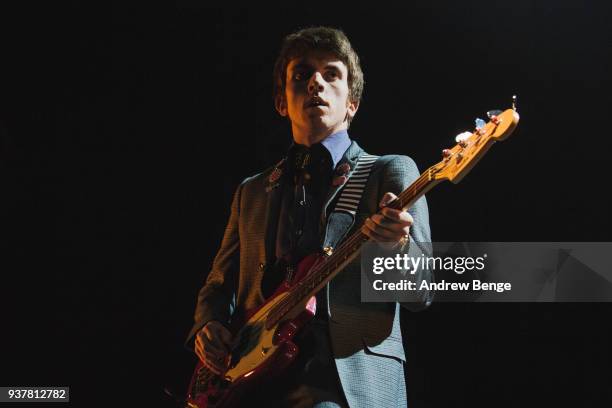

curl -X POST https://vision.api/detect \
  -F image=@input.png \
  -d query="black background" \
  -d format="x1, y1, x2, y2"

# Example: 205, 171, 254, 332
2, 2, 612, 407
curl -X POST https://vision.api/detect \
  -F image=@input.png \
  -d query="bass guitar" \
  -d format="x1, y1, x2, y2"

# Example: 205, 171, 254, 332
185, 106, 520, 408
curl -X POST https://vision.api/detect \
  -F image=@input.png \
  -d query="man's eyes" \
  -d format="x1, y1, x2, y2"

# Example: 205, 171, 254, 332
325, 70, 339, 80
292, 70, 340, 81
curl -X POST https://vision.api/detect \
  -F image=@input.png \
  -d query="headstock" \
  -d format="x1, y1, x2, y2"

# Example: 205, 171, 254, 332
428, 107, 519, 184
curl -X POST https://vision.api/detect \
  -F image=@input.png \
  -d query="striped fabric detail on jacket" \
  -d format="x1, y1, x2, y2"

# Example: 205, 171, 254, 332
333, 153, 379, 215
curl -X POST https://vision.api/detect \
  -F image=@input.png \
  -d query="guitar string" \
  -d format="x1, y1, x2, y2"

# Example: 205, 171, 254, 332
280, 130, 494, 312
266, 127, 493, 322
267, 171, 431, 320
265, 170, 434, 325
282, 136, 491, 308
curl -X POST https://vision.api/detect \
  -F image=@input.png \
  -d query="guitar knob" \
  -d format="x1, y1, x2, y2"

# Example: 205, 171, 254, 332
442, 149, 452, 158
456, 153, 463, 162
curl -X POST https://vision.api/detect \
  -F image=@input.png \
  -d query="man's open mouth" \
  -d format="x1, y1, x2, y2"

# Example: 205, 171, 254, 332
305, 96, 328, 108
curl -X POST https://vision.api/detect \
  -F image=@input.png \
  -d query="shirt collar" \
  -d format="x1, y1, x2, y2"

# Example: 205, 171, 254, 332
288, 130, 352, 171
320, 130, 351, 169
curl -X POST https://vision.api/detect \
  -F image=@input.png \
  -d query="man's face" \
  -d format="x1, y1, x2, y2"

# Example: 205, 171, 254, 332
276, 50, 358, 142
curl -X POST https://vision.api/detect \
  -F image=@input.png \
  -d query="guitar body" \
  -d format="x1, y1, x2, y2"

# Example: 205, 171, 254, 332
185, 253, 323, 408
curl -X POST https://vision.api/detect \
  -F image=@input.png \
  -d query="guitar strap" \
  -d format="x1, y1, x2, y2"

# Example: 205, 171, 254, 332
333, 153, 380, 215
323, 153, 380, 250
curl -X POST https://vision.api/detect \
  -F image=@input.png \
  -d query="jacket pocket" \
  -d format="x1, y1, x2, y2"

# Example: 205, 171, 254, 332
362, 335, 406, 363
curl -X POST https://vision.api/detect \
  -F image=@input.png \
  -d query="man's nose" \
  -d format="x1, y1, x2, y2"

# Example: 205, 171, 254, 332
308, 72, 324, 94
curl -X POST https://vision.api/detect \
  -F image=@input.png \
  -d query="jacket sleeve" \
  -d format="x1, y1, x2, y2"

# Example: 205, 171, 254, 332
185, 180, 244, 348
378, 155, 434, 311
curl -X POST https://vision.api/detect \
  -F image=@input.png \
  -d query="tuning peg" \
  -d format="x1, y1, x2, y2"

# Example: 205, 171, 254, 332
475, 118, 486, 135
442, 149, 452, 159
486, 110, 502, 125
455, 131, 471, 145
486, 110, 502, 118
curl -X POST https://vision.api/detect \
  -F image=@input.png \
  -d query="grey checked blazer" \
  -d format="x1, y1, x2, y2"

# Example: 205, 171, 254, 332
187, 141, 433, 408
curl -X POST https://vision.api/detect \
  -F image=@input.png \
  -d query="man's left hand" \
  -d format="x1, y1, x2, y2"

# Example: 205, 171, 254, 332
361, 192, 412, 248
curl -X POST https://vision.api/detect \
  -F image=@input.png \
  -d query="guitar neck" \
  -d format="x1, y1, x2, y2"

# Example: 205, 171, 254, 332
265, 166, 442, 329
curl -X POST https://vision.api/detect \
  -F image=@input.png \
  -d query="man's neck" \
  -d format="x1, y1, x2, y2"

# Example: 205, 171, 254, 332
291, 124, 348, 147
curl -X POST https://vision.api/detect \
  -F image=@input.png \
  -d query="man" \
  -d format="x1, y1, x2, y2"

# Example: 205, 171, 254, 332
187, 26, 432, 408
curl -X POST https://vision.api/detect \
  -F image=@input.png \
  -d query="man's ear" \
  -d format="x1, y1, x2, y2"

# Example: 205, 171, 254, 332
275, 93, 288, 117
346, 99, 359, 122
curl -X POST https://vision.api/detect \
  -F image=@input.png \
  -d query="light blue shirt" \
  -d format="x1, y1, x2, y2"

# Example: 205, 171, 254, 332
320, 130, 351, 169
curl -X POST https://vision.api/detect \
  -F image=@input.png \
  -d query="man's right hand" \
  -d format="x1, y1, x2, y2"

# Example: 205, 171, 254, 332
194, 320, 233, 375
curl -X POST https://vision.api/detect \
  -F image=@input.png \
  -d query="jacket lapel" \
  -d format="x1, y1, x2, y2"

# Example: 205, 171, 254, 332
321, 140, 364, 225
321, 140, 364, 321
263, 159, 287, 265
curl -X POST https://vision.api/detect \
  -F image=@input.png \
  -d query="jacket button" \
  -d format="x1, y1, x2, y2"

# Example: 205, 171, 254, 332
258, 263, 265, 271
